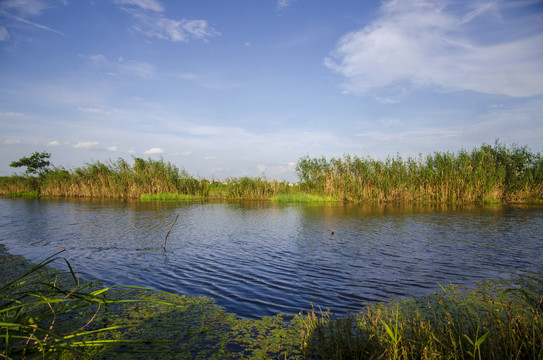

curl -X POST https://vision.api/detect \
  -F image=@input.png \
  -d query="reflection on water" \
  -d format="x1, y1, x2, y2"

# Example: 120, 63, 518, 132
0, 198, 542, 318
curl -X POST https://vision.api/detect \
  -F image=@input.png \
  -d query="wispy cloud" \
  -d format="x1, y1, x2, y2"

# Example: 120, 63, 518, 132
114, 0, 164, 12
144, 147, 164, 154
2, 139, 21, 145
46, 140, 60, 146
325, 0, 543, 98
0, 0, 49, 17
73, 141, 99, 149
0, 1, 65, 37
114, 0, 220, 42
0, 27, 9, 41
0, 111, 26, 118
277, 0, 295, 10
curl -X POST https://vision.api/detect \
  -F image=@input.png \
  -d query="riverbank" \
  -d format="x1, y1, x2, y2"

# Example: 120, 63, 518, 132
2, 244, 542, 359
2, 142, 542, 204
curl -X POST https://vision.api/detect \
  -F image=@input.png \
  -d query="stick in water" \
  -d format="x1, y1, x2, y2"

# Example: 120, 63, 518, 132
164, 214, 179, 251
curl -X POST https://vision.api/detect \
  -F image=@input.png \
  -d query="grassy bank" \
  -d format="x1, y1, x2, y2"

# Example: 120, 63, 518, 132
1, 246, 542, 359
297, 142, 543, 203
1, 142, 542, 203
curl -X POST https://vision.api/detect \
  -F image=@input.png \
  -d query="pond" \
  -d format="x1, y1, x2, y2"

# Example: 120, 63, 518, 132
0, 198, 542, 319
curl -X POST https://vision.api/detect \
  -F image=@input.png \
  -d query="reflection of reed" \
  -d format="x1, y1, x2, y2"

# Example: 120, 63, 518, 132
163, 214, 179, 251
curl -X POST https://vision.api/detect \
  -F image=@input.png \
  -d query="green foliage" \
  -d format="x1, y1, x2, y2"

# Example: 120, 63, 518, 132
1, 247, 541, 358
270, 192, 336, 203
296, 141, 543, 203
2, 142, 542, 203
140, 192, 199, 201
9, 151, 52, 176
7, 191, 39, 198
300, 273, 543, 359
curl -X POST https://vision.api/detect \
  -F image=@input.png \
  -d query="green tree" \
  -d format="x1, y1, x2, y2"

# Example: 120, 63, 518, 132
10, 151, 52, 176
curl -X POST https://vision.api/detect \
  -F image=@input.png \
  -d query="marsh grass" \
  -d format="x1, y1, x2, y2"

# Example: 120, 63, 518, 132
2, 141, 542, 204
140, 192, 199, 201
297, 141, 543, 203
1, 247, 541, 359
0, 249, 210, 359
300, 273, 543, 359
7, 191, 39, 198
270, 192, 337, 203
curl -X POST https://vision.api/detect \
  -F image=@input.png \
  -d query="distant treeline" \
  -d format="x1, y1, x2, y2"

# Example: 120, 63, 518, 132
1, 142, 542, 203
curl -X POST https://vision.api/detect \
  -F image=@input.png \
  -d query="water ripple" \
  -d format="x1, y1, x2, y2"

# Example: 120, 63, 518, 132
1, 199, 543, 318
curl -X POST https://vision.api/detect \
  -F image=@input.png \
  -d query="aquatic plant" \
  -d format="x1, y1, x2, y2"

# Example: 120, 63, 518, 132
299, 272, 543, 359
296, 141, 543, 203
1, 141, 542, 203
270, 192, 337, 203
1, 246, 541, 358
140, 193, 198, 201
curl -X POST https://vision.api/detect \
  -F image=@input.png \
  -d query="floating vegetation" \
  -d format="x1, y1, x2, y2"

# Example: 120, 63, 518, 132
1, 245, 541, 359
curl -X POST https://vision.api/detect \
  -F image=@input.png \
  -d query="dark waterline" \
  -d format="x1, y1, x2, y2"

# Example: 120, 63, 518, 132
1, 198, 542, 319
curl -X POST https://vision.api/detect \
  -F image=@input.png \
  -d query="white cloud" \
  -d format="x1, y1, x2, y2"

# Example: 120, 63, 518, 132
0, 27, 9, 41
325, 0, 543, 98
144, 147, 164, 154
203, 155, 216, 160
46, 140, 60, 146
0, 0, 49, 17
0, 111, 26, 118
80, 54, 107, 64
114, 0, 220, 42
3, 139, 21, 145
114, 0, 164, 12
277, 0, 294, 10
172, 151, 191, 156
1, 5, 65, 36
128, 147, 136, 154
73, 141, 99, 149
119, 60, 155, 78
107, 146, 118, 151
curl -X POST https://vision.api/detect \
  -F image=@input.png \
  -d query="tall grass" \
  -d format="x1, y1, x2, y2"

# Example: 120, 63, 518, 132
300, 272, 543, 359
296, 141, 543, 203
2, 142, 542, 203
0, 158, 294, 200
0, 250, 178, 359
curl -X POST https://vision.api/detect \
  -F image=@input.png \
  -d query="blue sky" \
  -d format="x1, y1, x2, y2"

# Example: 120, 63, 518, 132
1, 0, 542, 181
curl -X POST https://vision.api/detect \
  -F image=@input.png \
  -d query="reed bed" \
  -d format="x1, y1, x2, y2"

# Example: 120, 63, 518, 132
297, 142, 543, 203
300, 272, 543, 359
0, 157, 294, 200
1, 142, 542, 203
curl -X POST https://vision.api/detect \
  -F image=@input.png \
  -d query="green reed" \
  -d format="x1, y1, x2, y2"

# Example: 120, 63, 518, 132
0, 250, 180, 359
299, 272, 543, 359
296, 141, 543, 203
2, 141, 542, 203
270, 192, 337, 203
1, 158, 296, 200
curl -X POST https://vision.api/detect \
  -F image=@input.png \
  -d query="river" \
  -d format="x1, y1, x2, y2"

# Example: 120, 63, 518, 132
0, 198, 542, 318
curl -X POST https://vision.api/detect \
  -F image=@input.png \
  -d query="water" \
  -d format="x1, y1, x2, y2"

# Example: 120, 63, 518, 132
1, 198, 542, 319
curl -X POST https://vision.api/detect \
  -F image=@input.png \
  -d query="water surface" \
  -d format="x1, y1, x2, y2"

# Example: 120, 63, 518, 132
0, 198, 542, 318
